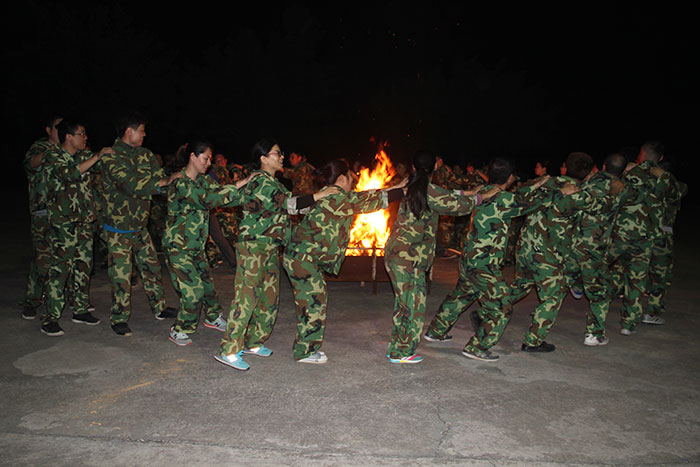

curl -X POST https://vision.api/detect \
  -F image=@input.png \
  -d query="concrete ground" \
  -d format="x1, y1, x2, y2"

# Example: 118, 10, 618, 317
1, 208, 699, 466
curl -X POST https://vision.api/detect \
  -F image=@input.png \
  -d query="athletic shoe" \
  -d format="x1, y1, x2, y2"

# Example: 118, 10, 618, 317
620, 327, 637, 336
469, 310, 482, 332
87, 303, 96, 313
155, 307, 177, 320
111, 322, 132, 336
21, 305, 37, 320
168, 327, 192, 346
41, 321, 64, 336
214, 351, 249, 371
521, 341, 556, 352
71, 312, 100, 325
388, 354, 424, 364
462, 348, 499, 362
570, 287, 584, 300
243, 345, 273, 357
584, 333, 609, 346
642, 314, 665, 325
203, 315, 227, 332
297, 351, 328, 364
423, 332, 452, 343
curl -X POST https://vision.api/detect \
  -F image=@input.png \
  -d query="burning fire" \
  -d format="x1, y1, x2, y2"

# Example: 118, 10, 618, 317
346, 150, 396, 256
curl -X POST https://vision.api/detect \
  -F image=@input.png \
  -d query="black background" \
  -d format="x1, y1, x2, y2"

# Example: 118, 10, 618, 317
3, 2, 696, 203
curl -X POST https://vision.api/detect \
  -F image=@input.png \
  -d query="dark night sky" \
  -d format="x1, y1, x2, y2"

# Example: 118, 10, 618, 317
3, 2, 696, 201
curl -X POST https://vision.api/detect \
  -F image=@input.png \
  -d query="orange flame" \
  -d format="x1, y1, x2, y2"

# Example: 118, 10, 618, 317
346, 150, 396, 256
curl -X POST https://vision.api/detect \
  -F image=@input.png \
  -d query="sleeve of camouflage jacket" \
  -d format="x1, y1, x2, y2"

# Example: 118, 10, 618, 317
329, 189, 388, 216
43, 150, 81, 196
500, 186, 555, 219
427, 184, 477, 215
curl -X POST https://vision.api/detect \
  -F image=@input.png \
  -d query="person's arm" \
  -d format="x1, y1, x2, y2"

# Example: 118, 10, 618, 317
78, 147, 113, 174
287, 185, 340, 214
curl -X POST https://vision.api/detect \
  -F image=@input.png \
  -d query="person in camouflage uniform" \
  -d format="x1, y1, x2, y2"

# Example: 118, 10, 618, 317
282, 152, 317, 196
163, 141, 255, 346
608, 141, 671, 335
385, 150, 499, 363
432, 156, 460, 255
284, 160, 405, 364
215, 139, 338, 371
641, 149, 688, 324
20, 116, 62, 319
455, 162, 487, 251
100, 113, 181, 336
425, 158, 556, 362
39, 119, 114, 336
509, 152, 603, 352
571, 153, 628, 346
204, 153, 239, 268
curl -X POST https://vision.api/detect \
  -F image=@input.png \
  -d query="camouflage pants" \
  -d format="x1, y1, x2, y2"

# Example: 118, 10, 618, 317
283, 254, 328, 360
42, 221, 94, 323
609, 237, 652, 331
428, 262, 512, 352
166, 248, 222, 333
22, 213, 51, 308
509, 251, 568, 346
647, 233, 673, 316
437, 215, 455, 249
573, 244, 614, 336
385, 261, 429, 358
218, 241, 281, 356
107, 229, 167, 324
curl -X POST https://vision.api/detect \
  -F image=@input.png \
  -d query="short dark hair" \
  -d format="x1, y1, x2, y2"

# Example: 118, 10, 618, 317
115, 111, 147, 138
641, 140, 664, 162
56, 118, 84, 144
488, 158, 515, 185
565, 152, 594, 180
604, 153, 627, 177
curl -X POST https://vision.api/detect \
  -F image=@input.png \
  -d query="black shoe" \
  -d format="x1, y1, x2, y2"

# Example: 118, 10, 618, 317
521, 341, 556, 353
155, 307, 177, 321
469, 310, 482, 332
21, 305, 37, 320
72, 312, 100, 326
423, 332, 453, 343
41, 321, 64, 336
111, 322, 132, 336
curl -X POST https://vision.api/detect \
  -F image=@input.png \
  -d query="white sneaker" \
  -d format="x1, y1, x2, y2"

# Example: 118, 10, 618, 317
620, 327, 638, 336
642, 314, 665, 325
297, 351, 328, 364
168, 327, 192, 346
584, 333, 609, 346
203, 314, 227, 331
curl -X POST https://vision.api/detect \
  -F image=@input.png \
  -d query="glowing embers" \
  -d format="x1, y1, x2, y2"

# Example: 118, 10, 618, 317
346, 150, 396, 256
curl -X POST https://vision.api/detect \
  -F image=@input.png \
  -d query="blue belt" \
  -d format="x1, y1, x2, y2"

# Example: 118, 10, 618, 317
102, 223, 140, 234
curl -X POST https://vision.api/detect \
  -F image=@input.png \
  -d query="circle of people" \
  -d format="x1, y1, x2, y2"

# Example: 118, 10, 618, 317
20, 113, 687, 370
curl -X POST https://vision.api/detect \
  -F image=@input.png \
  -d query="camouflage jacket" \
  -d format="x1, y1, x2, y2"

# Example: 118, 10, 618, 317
660, 174, 687, 230
163, 170, 246, 251
614, 161, 666, 242
458, 171, 485, 190
286, 187, 392, 275
238, 170, 294, 245
431, 165, 459, 189
282, 160, 316, 196
517, 175, 603, 260
572, 171, 623, 252
386, 184, 478, 270
42, 146, 98, 224
209, 165, 232, 185
100, 139, 165, 232
463, 184, 555, 269
24, 137, 57, 213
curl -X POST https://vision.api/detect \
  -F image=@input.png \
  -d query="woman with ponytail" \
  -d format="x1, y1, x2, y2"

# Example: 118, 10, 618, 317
215, 139, 338, 371
163, 140, 255, 346
384, 149, 500, 363
284, 159, 406, 364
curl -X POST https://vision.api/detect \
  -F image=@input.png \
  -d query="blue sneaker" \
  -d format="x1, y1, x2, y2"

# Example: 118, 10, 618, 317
214, 351, 250, 371
243, 345, 273, 357
388, 354, 424, 364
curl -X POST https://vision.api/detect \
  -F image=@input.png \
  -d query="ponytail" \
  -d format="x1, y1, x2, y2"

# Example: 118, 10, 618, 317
404, 149, 436, 218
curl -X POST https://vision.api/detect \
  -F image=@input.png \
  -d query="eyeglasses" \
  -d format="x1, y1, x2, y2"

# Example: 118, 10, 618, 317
267, 150, 284, 157
71, 131, 87, 137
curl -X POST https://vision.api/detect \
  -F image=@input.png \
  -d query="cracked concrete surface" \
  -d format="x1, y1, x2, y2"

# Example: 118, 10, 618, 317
1, 208, 699, 466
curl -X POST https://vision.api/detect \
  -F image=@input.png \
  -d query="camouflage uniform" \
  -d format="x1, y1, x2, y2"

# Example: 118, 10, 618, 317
100, 139, 168, 324
427, 184, 555, 354
646, 173, 687, 317
218, 170, 311, 356
21, 137, 56, 309
510, 176, 605, 346
608, 161, 666, 331
284, 187, 396, 360
432, 164, 461, 251
455, 171, 486, 251
163, 171, 246, 333
385, 184, 479, 358
41, 147, 99, 324
205, 164, 238, 266
282, 160, 317, 196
